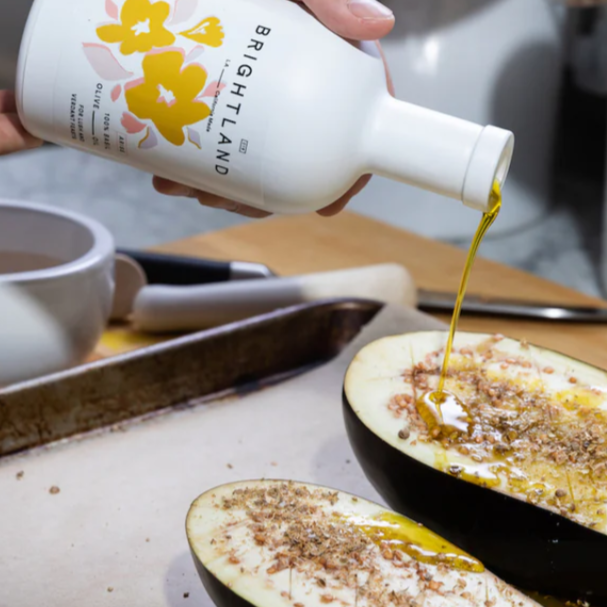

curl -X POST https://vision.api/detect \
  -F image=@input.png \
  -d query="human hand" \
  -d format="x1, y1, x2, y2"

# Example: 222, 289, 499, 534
0, 91, 43, 155
154, 0, 395, 218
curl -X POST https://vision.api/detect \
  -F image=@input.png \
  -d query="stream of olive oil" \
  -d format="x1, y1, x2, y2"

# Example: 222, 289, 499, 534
436, 181, 502, 396
414, 183, 583, 606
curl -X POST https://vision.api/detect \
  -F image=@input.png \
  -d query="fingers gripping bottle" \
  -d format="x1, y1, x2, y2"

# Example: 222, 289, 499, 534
17, 0, 514, 214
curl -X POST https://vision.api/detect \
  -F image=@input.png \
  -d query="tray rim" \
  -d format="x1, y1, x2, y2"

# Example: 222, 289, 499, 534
0, 297, 385, 458
0, 297, 384, 396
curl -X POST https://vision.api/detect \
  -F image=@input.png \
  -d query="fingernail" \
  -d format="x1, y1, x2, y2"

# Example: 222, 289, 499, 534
220, 201, 240, 213
348, 0, 393, 20
169, 184, 195, 197
199, 197, 240, 212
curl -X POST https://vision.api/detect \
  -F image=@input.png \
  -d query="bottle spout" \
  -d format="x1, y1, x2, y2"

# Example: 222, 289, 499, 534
462, 126, 514, 213
365, 96, 515, 213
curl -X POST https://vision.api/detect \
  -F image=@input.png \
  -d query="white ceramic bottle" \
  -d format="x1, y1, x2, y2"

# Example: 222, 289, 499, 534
17, 0, 514, 214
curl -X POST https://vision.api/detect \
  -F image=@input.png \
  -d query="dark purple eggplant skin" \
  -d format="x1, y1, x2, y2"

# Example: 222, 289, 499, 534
190, 547, 256, 607
343, 390, 607, 606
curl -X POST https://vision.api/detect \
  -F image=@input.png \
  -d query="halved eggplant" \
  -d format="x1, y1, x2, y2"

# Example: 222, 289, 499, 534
187, 479, 543, 607
343, 331, 607, 604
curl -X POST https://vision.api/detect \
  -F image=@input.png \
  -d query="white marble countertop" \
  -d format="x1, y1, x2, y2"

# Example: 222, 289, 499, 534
0, 144, 604, 299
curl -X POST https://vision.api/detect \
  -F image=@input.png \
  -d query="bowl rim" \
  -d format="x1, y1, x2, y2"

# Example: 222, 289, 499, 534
0, 199, 114, 283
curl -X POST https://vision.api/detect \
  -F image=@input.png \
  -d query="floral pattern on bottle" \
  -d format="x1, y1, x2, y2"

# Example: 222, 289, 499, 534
125, 49, 211, 146
179, 16, 224, 47
97, 0, 175, 55
83, 0, 225, 149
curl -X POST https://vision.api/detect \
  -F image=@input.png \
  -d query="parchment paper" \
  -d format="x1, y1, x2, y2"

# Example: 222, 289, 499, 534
0, 305, 443, 607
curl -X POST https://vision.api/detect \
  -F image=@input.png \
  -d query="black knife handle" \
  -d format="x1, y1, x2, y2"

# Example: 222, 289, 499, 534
117, 248, 231, 285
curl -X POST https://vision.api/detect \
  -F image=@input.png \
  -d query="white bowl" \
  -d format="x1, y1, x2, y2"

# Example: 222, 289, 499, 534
0, 200, 114, 386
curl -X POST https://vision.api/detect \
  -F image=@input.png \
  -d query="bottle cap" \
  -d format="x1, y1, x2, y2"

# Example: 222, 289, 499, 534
367, 97, 515, 213
462, 126, 515, 212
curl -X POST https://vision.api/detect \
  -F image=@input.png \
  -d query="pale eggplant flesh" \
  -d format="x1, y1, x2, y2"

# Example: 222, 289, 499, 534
187, 480, 543, 607
343, 331, 607, 604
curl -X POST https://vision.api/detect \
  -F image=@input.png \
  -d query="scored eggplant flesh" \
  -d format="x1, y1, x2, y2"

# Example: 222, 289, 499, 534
187, 480, 542, 607
343, 331, 607, 603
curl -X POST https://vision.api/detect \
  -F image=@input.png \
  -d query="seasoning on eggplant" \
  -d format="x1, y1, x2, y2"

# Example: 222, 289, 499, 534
343, 331, 607, 604
187, 479, 542, 607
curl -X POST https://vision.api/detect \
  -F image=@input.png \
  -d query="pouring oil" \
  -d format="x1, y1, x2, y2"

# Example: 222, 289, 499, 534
420, 181, 502, 419
438, 180, 502, 392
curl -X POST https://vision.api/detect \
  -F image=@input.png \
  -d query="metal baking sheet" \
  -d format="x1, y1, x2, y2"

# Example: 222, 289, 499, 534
0, 301, 444, 607
0, 299, 381, 457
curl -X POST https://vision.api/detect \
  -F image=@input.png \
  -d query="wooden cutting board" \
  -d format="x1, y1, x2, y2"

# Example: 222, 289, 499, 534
93, 212, 607, 370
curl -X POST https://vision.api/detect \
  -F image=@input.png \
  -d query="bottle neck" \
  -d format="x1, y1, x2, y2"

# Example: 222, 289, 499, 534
364, 95, 514, 212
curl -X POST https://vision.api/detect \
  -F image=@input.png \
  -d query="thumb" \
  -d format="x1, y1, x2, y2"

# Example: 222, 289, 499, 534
300, 0, 394, 41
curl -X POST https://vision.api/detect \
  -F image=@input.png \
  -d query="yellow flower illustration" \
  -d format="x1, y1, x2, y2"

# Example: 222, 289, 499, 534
125, 50, 211, 146
179, 16, 224, 47
97, 0, 175, 56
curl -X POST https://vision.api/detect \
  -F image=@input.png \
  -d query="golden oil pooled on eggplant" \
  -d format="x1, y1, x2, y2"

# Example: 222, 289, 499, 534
349, 511, 483, 572
393, 337, 607, 531
417, 391, 471, 438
